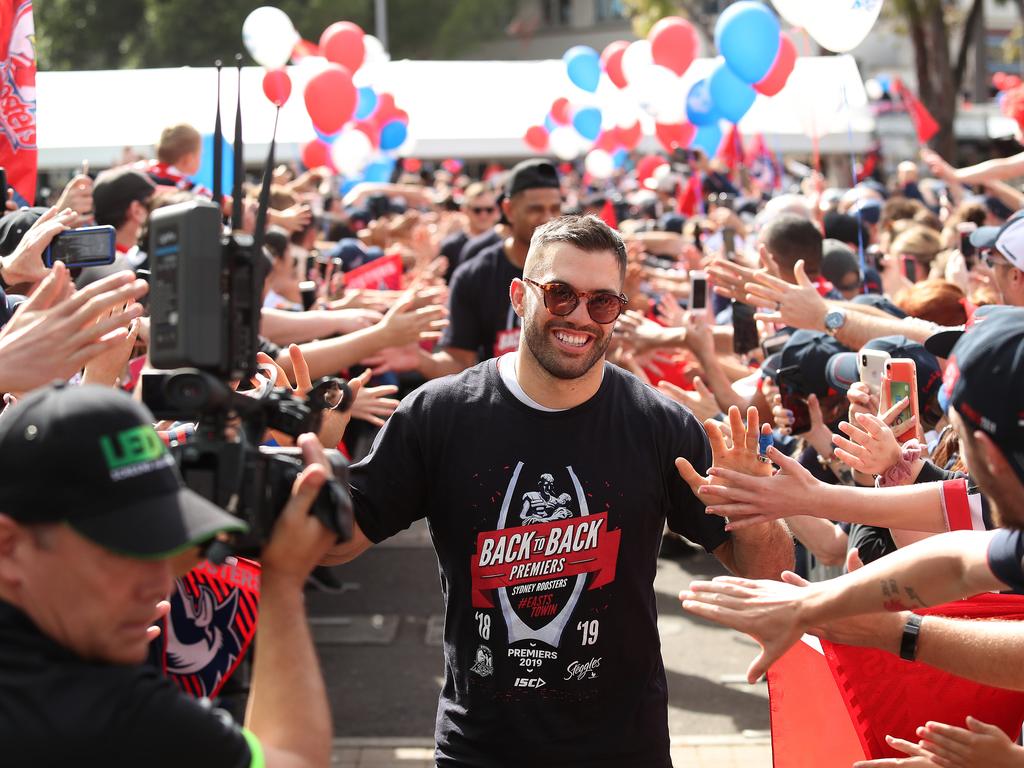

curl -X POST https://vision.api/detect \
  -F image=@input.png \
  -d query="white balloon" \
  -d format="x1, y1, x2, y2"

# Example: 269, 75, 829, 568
771, 0, 816, 27
621, 39, 653, 87
633, 65, 685, 123
804, 0, 884, 53
864, 78, 884, 101
242, 6, 299, 69
331, 129, 374, 177
584, 149, 615, 179
549, 126, 584, 161
363, 34, 391, 65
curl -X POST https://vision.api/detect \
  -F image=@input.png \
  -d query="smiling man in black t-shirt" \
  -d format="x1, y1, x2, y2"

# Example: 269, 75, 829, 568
416, 159, 564, 379
326, 214, 793, 767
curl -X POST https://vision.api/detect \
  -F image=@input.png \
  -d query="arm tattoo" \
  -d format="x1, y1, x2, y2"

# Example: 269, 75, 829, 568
880, 579, 910, 612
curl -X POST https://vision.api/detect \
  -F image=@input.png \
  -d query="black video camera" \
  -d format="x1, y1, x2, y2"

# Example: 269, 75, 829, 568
143, 201, 354, 559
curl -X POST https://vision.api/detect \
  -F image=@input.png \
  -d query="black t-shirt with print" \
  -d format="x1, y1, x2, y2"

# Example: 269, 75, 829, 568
441, 240, 523, 361
349, 360, 727, 767
0, 600, 254, 767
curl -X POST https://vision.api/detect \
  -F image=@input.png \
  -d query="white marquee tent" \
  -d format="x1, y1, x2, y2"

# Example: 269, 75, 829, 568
36, 55, 874, 171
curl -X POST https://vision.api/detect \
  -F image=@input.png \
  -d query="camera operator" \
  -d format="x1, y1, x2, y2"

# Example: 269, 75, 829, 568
0, 383, 337, 768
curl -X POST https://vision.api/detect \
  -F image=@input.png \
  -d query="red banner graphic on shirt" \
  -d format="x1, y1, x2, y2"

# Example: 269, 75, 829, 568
470, 512, 620, 608
342, 252, 403, 290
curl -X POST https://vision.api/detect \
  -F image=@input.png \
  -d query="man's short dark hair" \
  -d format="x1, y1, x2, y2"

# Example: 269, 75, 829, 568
527, 215, 627, 280
762, 213, 823, 273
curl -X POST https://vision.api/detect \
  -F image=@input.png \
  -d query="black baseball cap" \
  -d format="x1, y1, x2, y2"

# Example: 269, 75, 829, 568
0, 207, 46, 256
505, 159, 560, 198
826, 336, 942, 402
0, 383, 246, 558
924, 303, 1004, 358
93, 168, 156, 227
939, 306, 1024, 484
780, 330, 850, 397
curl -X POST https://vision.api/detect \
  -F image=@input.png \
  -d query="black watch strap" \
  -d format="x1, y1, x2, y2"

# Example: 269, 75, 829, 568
899, 614, 923, 661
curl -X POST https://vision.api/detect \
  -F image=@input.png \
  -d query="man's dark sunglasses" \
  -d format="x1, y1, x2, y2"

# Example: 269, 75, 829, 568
523, 278, 627, 324
470, 205, 496, 215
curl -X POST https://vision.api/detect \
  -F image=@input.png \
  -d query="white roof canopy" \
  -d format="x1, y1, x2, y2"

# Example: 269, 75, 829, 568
35, 55, 873, 170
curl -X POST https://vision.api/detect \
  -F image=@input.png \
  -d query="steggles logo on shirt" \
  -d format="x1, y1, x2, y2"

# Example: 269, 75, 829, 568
469, 463, 621, 648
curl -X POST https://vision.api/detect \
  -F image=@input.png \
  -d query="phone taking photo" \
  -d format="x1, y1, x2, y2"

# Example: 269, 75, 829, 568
689, 269, 709, 314
732, 300, 759, 355
857, 348, 890, 395
43, 225, 117, 268
880, 358, 920, 444
957, 222, 977, 269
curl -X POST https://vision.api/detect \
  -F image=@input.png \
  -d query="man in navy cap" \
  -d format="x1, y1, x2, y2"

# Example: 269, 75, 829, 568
417, 159, 563, 378
969, 210, 1024, 307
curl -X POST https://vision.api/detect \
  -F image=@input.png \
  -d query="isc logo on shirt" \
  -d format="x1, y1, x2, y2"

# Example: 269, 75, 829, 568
513, 677, 546, 688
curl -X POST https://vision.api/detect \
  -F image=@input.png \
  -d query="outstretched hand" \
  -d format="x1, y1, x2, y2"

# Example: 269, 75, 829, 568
832, 398, 915, 478
744, 260, 828, 331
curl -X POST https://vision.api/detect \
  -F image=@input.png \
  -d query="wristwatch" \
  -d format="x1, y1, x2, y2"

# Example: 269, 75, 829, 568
824, 308, 847, 337
899, 614, 923, 661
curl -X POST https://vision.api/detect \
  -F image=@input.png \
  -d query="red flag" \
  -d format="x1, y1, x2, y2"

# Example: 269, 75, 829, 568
719, 124, 744, 174
0, 1, 35, 205
598, 197, 617, 229
342, 252, 403, 290
822, 593, 1024, 760
677, 172, 703, 216
768, 637, 867, 767
893, 77, 939, 144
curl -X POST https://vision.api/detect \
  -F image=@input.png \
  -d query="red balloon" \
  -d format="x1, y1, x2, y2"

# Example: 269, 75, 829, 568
319, 21, 366, 73
636, 154, 668, 185
648, 17, 699, 77
262, 69, 292, 107
618, 121, 642, 150
655, 122, 697, 153
600, 40, 630, 89
403, 158, 422, 173
373, 92, 399, 125
353, 120, 380, 148
303, 64, 357, 135
550, 97, 571, 125
754, 33, 797, 97
391, 108, 410, 124
594, 130, 618, 152
524, 125, 549, 152
301, 140, 332, 170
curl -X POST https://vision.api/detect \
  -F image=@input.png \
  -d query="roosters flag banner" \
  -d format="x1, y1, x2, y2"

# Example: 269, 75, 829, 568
769, 594, 1024, 765
0, 1, 35, 206
161, 558, 261, 700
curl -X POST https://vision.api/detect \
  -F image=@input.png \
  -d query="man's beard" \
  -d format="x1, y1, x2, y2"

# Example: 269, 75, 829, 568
522, 314, 612, 380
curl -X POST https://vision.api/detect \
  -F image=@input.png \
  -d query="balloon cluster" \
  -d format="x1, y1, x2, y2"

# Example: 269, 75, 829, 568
771, 0, 884, 54
522, 6, 799, 176
242, 6, 406, 183
523, 18, 705, 178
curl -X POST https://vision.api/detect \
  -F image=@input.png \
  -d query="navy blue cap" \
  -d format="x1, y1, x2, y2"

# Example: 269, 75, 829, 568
658, 212, 686, 234
849, 198, 882, 225
780, 330, 850, 397
940, 306, 1024, 484
826, 336, 943, 403
851, 292, 907, 318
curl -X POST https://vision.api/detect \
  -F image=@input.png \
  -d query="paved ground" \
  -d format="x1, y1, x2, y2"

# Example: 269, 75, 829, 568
306, 520, 772, 764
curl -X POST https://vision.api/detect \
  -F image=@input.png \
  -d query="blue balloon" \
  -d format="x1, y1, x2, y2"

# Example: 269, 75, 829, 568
714, 1, 781, 84
876, 74, 892, 94
189, 132, 234, 194
315, 127, 339, 144
379, 120, 408, 151
611, 148, 628, 169
709, 60, 756, 123
686, 78, 719, 127
563, 45, 601, 93
362, 157, 395, 183
355, 87, 378, 120
571, 106, 602, 141
692, 122, 723, 158
339, 178, 360, 195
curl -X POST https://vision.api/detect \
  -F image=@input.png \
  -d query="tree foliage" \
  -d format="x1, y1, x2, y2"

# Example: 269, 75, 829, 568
35, 0, 513, 71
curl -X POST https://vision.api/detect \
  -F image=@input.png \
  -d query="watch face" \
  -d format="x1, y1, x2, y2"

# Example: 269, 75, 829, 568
825, 311, 845, 331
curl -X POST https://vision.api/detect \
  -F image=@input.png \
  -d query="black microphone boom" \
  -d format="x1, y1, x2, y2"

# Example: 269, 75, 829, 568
212, 60, 223, 207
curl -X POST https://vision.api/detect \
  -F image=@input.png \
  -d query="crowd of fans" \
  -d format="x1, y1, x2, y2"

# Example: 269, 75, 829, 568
3, 118, 1024, 766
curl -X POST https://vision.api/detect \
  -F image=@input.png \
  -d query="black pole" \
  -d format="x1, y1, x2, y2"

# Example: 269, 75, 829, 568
231, 54, 244, 230
253, 107, 279, 256
212, 60, 223, 207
